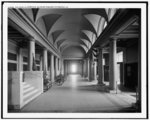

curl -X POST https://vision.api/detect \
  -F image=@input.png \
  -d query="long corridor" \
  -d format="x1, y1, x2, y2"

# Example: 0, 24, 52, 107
5, 6, 145, 119
21, 75, 136, 112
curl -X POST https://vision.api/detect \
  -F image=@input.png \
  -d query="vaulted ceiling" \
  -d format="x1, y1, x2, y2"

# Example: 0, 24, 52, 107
22, 8, 117, 54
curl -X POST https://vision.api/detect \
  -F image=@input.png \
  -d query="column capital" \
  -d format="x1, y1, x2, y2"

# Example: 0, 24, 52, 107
110, 36, 118, 41
98, 47, 103, 51
43, 47, 47, 51
27, 36, 35, 42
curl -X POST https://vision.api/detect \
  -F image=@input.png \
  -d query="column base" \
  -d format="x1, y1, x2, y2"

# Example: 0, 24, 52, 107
97, 82, 105, 86
8, 105, 21, 112
108, 89, 121, 94
132, 100, 141, 112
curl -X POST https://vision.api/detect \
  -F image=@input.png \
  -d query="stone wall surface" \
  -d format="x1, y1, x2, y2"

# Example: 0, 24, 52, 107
24, 71, 43, 93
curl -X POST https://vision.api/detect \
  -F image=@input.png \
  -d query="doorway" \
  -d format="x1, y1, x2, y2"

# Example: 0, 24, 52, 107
64, 60, 83, 76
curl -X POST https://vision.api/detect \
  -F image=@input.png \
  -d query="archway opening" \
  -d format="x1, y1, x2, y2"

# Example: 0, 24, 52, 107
71, 64, 77, 73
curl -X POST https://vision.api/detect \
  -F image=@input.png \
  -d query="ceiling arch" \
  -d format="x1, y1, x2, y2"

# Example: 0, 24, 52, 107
59, 40, 87, 53
59, 40, 79, 49
82, 30, 94, 43
81, 16, 97, 36
81, 9, 108, 22
80, 38, 91, 49
80, 31, 92, 44
78, 40, 89, 49
22, 8, 118, 54
62, 45, 86, 58
51, 30, 65, 43
57, 39, 66, 48
41, 14, 62, 36
84, 14, 101, 35
80, 45, 88, 53
32, 8, 39, 22
35, 9, 68, 22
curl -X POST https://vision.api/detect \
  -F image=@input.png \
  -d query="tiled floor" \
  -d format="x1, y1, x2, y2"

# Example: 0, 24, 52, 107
21, 74, 136, 112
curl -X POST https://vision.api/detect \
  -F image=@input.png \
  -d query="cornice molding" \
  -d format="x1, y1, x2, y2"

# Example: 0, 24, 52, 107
86, 9, 140, 56
8, 9, 60, 57
62, 57, 84, 60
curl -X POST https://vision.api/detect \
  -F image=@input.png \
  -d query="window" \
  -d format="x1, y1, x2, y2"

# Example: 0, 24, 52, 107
36, 60, 40, 71
23, 65, 28, 71
23, 57, 28, 62
8, 52, 17, 60
23, 56, 28, 71
8, 52, 17, 71
8, 63, 17, 71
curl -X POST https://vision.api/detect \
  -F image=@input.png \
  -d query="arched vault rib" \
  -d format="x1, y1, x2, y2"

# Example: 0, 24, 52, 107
81, 9, 108, 22
59, 42, 70, 52
81, 16, 97, 37
32, 8, 39, 22
37, 14, 62, 36
28, 9, 118, 54
57, 39, 66, 48
51, 30, 65, 43
80, 38, 91, 49
78, 40, 89, 49
35, 16, 47, 37
81, 30, 94, 44
84, 14, 102, 35
35, 9, 69, 22
46, 10, 82, 36
80, 45, 88, 53
80, 31, 92, 44
57, 38, 88, 53
54, 30, 81, 47
60, 44, 87, 53
59, 40, 72, 50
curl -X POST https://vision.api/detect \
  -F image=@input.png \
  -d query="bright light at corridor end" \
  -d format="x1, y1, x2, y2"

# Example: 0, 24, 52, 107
71, 64, 77, 73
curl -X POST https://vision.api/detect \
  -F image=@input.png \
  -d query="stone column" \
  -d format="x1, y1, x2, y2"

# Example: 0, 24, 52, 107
122, 48, 126, 86
60, 58, 63, 75
89, 52, 96, 81
55, 57, 58, 76
62, 58, 64, 75
40, 55, 43, 71
28, 37, 35, 71
83, 59, 86, 77
43, 49, 47, 71
57, 58, 60, 75
50, 54, 54, 82
93, 61, 97, 80
54, 56, 56, 76
89, 57, 94, 81
59, 58, 61, 74
109, 38, 117, 90
64, 60, 68, 76
87, 58, 90, 79
137, 26, 141, 110
98, 48, 104, 85
89, 58, 91, 81
18, 48, 22, 71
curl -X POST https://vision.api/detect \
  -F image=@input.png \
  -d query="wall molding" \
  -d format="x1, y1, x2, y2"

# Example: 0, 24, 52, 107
8, 9, 60, 58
